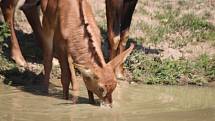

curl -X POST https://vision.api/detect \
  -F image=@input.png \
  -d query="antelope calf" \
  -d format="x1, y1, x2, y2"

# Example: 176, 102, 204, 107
41, 0, 134, 107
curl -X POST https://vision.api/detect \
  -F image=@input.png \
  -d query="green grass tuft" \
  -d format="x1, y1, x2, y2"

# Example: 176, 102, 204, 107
125, 50, 215, 85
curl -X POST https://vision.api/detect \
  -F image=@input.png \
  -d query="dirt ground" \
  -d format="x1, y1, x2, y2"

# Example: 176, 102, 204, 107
11, 0, 215, 60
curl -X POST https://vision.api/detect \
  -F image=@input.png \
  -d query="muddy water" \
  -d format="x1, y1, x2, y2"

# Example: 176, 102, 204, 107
0, 81, 215, 121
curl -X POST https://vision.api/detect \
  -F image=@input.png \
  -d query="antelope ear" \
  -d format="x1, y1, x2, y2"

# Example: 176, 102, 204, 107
108, 43, 135, 69
74, 63, 98, 80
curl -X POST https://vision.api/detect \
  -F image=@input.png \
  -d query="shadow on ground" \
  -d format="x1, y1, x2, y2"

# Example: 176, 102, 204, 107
0, 67, 99, 106
0, 21, 162, 106
1, 29, 43, 64
99, 26, 164, 60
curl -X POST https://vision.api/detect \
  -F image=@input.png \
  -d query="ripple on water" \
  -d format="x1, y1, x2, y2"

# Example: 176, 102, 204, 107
0, 82, 215, 121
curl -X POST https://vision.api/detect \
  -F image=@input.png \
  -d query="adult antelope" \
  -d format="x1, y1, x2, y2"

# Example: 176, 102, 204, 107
1, 0, 138, 80
0, 0, 42, 66
40, 0, 134, 106
106, 0, 138, 79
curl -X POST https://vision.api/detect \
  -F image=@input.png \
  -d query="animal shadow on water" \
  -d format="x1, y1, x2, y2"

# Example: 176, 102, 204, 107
0, 30, 98, 106
0, 67, 98, 105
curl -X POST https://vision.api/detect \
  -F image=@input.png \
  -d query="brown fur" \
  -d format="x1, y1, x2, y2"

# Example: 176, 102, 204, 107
106, 0, 138, 79
1, 0, 134, 106
0, 0, 42, 66
42, 0, 134, 106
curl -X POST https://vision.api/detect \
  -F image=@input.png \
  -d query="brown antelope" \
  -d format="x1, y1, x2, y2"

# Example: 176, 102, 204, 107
0, 0, 42, 66
1, 0, 135, 106
1, 0, 138, 81
40, 0, 134, 106
106, 0, 138, 79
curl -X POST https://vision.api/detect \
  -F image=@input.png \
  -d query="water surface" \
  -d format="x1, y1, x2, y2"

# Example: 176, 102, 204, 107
0, 80, 215, 121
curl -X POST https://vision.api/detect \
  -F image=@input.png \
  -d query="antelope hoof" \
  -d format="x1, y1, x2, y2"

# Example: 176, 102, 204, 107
89, 98, 95, 105
12, 55, 27, 67
72, 96, 79, 104
42, 80, 49, 91
116, 72, 125, 80
40, 84, 49, 94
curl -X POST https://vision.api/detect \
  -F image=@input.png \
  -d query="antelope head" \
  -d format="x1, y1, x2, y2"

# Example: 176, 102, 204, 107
75, 43, 134, 107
